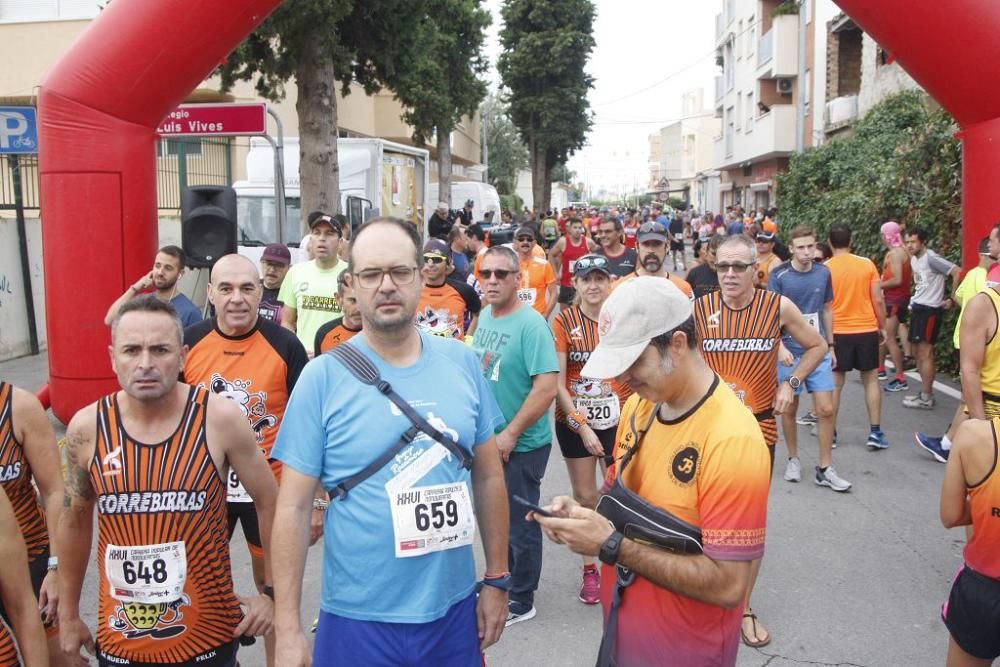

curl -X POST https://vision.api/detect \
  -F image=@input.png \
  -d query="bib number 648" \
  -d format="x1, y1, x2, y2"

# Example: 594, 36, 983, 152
122, 559, 169, 585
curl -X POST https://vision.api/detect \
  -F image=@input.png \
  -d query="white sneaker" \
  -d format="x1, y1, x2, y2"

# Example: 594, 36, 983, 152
815, 466, 852, 492
902, 393, 936, 410
783, 457, 801, 482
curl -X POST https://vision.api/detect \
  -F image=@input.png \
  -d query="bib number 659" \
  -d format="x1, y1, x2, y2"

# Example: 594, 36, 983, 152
414, 500, 459, 531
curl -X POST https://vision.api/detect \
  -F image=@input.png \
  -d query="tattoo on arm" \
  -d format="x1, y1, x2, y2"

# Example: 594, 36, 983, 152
64, 432, 96, 504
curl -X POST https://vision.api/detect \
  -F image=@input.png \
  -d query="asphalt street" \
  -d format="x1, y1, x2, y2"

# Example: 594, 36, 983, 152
0, 257, 966, 667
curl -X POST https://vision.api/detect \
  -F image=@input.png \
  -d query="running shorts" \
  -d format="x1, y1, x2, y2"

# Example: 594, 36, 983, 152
908, 303, 944, 344
97, 640, 239, 667
227, 502, 263, 560
833, 331, 880, 373
558, 285, 577, 305
670, 239, 685, 252
942, 564, 1000, 661
555, 421, 615, 465
313, 591, 482, 667
777, 353, 835, 395
885, 298, 910, 324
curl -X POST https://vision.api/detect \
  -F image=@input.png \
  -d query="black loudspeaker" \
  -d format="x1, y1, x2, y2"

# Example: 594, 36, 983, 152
181, 185, 238, 268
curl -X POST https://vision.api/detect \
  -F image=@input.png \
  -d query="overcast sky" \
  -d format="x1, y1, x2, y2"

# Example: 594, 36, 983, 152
482, 0, 720, 195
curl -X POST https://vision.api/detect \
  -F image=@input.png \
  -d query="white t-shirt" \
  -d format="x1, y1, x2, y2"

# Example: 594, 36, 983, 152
910, 249, 956, 308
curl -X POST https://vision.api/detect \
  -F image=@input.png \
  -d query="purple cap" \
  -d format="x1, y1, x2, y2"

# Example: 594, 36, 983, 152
261, 244, 291, 265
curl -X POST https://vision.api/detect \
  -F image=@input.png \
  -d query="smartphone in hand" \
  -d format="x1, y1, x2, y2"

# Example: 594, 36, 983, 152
512, 494, 554, 517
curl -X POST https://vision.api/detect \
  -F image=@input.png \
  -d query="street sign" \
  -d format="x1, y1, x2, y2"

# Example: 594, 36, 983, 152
156, 103, 267, 137
0, 107, 38, 154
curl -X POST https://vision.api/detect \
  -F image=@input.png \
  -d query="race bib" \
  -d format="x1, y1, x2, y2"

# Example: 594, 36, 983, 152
227, 469, 252, 503
388, 482, 475, 558
575, 393, 621, 431
517, 288, 537, 305
673, 233, 683, 242
105, 541, 187, 604
802, 312, 821, 333
568, 260, 577, 274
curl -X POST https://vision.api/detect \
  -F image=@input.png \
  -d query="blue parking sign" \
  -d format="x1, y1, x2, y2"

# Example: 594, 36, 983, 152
0, 107, 38, 154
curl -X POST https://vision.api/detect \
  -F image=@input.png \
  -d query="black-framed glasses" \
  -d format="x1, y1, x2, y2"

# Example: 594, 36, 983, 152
423, 255, 447, 265
573, 255, 610, 275
353, 266, 419, 289
716, 262, 754, 274
480, 269, 515, 280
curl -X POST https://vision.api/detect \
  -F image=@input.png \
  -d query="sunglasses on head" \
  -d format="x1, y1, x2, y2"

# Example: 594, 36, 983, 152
638, 222, 667, 234
573, 255, 610, 274
480, 268, 514, 280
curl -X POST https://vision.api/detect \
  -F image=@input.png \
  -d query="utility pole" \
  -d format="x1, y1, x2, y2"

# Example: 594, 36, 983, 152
796, 0, 809, 153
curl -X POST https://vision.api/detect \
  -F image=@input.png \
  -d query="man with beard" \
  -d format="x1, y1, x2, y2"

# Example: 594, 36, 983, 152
104, 245, 202, 327
595, 217, 638, 279
259, 243, 292, 324
612, 221, 693, 298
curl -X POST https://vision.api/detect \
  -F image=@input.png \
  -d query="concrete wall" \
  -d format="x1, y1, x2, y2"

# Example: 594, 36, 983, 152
0, 215, 46, 360
858, 34, 921, 116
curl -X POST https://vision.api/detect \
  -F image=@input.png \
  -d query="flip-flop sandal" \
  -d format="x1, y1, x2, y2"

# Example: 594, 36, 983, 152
741, 610, 771, 648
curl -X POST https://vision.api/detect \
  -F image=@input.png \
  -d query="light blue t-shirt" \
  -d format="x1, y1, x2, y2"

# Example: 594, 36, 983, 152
171, 293, 202, 327
472, 304, 558, 452
272, 331, 502, 623
768, 261, 833, 356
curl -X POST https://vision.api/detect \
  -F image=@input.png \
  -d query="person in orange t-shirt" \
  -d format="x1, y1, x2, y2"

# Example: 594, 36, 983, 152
825, 223, 888, 450
533, 276, 770, 667
513, 225, 558, 318
414, 239, 482, 339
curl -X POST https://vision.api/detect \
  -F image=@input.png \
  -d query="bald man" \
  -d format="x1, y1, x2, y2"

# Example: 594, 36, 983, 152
181, 254, 309, 667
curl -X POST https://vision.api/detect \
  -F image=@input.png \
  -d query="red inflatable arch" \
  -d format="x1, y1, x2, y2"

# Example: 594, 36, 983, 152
835, 0, 1000, 269
38, 0, 282, 423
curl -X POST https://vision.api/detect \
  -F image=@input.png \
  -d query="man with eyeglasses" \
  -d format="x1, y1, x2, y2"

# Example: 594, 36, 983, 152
595, 216, 638, 279
471, 245, 559, 628
271, 217, 510, 666
549, 218, 598, 309
415, 239, 482, 339
693, 233, 827, 649
612, 221, 693, 298
512, 225, 559, 319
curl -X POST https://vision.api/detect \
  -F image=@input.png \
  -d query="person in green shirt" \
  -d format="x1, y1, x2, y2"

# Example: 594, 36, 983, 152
472, 245, 558, 627
279, 212, 347, 354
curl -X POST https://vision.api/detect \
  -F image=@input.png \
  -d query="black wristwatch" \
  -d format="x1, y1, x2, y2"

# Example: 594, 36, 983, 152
262, 585, 275, 600
787, 375, 801, 390
599, 531, 625, 566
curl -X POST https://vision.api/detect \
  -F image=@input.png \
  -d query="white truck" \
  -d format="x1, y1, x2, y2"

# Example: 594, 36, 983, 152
428, 181, 501, 223
233, 136, 430, 261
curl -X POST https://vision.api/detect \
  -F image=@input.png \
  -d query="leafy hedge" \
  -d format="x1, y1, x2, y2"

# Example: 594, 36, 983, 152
776, 91, 963, 372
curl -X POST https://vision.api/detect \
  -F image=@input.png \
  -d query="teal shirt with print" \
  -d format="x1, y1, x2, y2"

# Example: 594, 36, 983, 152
472, 304, 558, 452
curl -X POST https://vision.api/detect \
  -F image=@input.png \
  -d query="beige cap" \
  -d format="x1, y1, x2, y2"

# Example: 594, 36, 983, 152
581, 276, 693, 379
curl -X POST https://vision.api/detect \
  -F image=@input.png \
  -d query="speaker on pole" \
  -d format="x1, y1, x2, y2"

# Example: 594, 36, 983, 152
181, 185, 237, 268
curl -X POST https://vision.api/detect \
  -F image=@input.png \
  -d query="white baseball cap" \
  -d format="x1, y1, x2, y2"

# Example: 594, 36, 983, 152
581, 276, 693, 379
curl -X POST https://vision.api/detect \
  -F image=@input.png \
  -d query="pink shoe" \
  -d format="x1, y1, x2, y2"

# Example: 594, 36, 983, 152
579, 566, 600, 605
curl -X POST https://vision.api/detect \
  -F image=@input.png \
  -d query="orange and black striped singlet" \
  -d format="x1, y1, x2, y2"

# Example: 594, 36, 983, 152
694, 289, 782, 446
0, 615, 17, 667
0, 381, 48, 561
91, 386, 240, 664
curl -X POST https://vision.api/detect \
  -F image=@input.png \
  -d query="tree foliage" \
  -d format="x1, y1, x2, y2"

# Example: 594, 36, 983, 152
482, 92, 529, 196
217, 0, 430, 220
498, 0, 596, 213
777, 90, 962, 369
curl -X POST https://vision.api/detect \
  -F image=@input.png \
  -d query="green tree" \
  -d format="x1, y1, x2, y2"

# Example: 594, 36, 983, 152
394, 0, 491, 207
550, 162, 575, 184
498, 0, 596, 214
481, 92, 529, 196
218, 0, 428, 225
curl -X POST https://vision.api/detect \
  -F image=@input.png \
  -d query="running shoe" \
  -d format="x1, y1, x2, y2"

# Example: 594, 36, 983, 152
903, 355, 917, 370
866, 430, 889, 450
506, 601, 537, 627
797, 411, 818, 426
814, 466, 852, 492
877, 368, 887, 381
914, 432, 949, 463
809, 425, 837, 446
784, 457, 801, 482
902, 393, 936, 410
884, 378, 908, 392
579, 566, 600, 605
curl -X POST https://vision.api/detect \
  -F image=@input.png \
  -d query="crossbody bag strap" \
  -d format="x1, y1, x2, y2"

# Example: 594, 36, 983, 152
327, 344, 473, 501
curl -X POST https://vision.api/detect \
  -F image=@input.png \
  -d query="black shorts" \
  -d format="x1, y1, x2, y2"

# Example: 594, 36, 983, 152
833, 331, 880, 373
908, 303, 944, 344
885, 298, 910, 324
555, 421, 615, 465
227, 501, 263, 558
942, 565, 1000, 660
97, 640, 239, 667
670, 240, 685, 252
558, 285, 577, 305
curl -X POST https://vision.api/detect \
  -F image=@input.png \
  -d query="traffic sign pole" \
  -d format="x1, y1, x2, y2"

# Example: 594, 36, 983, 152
11, 155, 39, 355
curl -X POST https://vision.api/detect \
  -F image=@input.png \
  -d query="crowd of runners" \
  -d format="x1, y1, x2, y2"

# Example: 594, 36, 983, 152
0, 200, 998, 667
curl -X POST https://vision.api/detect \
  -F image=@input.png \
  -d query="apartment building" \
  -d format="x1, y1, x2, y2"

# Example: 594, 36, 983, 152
712, 0, 819, 212
656, 90, 721, 210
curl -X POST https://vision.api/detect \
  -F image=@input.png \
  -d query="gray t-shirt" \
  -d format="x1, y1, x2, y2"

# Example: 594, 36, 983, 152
910, 249, 956, 308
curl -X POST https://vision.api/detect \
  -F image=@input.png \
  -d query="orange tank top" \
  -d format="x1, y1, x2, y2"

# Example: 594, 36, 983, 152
965, 420, 1000, 579
0, 382, 48, 561
694, 290, 782, 417
91, 386, 240, 663
0, 615, 17, 667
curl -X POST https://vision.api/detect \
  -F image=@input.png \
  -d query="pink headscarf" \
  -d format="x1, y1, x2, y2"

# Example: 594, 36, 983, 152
881, 221, 903, 248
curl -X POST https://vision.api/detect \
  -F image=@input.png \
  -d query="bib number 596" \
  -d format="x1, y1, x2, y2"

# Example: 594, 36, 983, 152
415, 500, 459, 531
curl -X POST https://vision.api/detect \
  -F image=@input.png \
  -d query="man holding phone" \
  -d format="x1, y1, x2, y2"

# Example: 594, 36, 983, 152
534, 277, 770, 667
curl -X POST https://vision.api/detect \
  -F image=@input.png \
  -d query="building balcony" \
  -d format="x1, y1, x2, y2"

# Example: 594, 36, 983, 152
825, 95, 859, 131
714, 104, 797, 170
756, 14, 798, 79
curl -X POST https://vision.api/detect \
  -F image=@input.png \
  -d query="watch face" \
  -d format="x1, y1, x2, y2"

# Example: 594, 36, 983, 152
788, 376, 801, 389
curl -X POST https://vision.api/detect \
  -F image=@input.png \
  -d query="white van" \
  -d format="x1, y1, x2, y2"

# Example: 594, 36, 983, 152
428, 181, 501, 224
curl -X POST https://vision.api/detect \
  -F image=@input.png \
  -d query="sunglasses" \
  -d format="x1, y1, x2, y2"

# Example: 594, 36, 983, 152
573, 255, 610, 274
638, 222, 667, 234
480, 269, 514, 280
423, 255, 447, 265
516, 236, 535, 242
716, 262, 754, 274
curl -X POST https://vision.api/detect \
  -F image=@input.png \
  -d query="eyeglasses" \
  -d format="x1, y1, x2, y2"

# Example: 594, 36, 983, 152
573, 255, 609, 274
480, 269, 515, 280
423, 255, 447, 265
715, 262, 754, 274
353, 266, 419, 289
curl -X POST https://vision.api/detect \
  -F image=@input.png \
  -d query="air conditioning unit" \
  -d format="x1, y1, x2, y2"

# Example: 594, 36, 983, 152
776, 78, 793, 95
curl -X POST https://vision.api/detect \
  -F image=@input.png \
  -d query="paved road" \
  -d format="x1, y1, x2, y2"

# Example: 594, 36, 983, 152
0, 279, 964, 667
